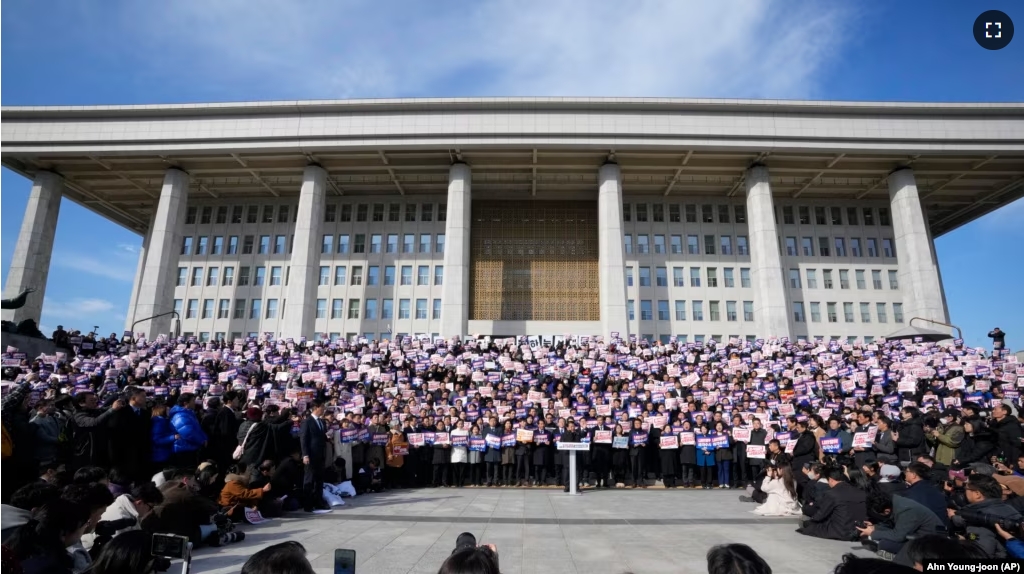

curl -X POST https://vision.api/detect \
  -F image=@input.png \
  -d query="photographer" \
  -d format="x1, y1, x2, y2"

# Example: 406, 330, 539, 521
856, 489, 944, 564
990, 404, 1021, 465
926, 410, 964, 467
82, 483, 164, 552
948, 474, 1022, 558
86, 530, 161, 574
892, 408, 927, 468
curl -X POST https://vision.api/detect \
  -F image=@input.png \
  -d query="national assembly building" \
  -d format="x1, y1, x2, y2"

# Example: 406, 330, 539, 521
1, 98, 1022, 344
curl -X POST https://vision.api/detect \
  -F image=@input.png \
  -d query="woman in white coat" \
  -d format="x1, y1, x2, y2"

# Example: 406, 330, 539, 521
752, 463, 801, 516
450, 420, 470, 487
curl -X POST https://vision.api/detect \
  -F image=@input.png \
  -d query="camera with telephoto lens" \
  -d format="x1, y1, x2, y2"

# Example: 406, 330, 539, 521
152, 533, 191, 574
957, 506, 1024, 532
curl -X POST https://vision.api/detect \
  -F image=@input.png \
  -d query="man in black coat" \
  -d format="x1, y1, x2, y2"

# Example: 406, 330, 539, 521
300, 400, 331, 512
990, 404, 1022, 464
109, 386, 152, 484
589, 417, 613, 488
893, 408, 927, 467
849, 411, 877, 470
791, 420, 818, 486
560, 420, 583, 493
797, 467, 868, 541
211, 390, 243, 470
532, 421, 553, 486
71, 391, 124, 470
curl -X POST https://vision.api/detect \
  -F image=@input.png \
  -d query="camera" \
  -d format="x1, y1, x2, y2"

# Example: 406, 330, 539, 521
957, 507, 1024, 532
94, 517, 137, 537
152, 533, 192, 574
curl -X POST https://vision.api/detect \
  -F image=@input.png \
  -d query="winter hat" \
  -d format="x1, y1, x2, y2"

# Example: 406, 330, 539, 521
246, 407, 263, 421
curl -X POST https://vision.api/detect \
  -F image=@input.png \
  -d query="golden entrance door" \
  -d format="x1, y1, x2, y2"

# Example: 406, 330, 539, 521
470, 201, 599, 321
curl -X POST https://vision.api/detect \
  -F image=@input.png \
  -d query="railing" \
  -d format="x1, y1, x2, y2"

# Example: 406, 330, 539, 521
130, 311, 181, 342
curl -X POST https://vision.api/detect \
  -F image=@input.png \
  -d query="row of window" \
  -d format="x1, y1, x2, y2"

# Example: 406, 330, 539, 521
184, 203, 447, 226
622, 203, 891, 227
791, 302, 905, 324
783, 236, 895, 258
626, 300, 755, 322
180, 233, 446, 257
624, 234, 749, 256
176, 264, 444, 288
173, 297, 442, 321
623, 233, 896, 259
788, 268, 898, 291
181, 332, 438, 344
626, 266, 751, 289
632, 334, 884, 345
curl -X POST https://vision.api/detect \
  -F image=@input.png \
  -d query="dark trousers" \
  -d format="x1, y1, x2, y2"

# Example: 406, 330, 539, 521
700, 465, 715, 487
562, 461, 577, 489
533, 465, 548, 485
679, 464, 696, 485
384, 466, 402, 489
630, 456, 645, 486
502, 464, 514, 485
452, 463, 466, 487
663, 472, 676, 488
486, 462, 500, 485
515, 456, 531, 483
432, 463, 449, 486
303, 459, 327, 511
171, 450, 200, 471
470, 463, 482, 485
555, 464, 564, 485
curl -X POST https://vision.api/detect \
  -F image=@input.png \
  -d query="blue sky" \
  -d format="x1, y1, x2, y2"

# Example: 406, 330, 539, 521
2, 0, 1022, 346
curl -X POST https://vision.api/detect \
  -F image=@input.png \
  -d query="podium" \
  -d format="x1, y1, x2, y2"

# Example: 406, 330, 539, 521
557, 442, 589, 495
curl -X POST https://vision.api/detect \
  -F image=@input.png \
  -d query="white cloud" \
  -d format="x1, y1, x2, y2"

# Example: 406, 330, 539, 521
53, 252, 136, 283
41, 297, 122, 335
119, 0, 853, 100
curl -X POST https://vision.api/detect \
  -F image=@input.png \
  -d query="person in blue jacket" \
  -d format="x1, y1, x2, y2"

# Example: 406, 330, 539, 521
996, 523, 1024, 559
169, 393, 207, 469
151, 402, 178, 474
696, 424, 716, 490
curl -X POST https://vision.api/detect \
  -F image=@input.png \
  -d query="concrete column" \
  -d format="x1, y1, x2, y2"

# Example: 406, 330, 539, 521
1, 171, 64, 326
282, 165, 327, 339
124, 210, 158, 334
888, 168, 948, 324
135, 169, 189, 338
598, 163, 630, 340
440, 163, 471, 337
744, 165, 791, 339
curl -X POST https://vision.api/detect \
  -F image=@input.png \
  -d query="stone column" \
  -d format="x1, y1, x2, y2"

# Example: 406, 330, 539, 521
134, 169, 189, 338
124, 210, 158, 334
744, 165, 791, 339
440, 163, 471, 338
598, 163, 630, 340
888, 168, 948, 323
282, 165, 327, 339
1, 171, 64, 326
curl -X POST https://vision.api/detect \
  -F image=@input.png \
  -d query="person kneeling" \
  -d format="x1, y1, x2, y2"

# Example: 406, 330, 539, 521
856, 488, 944, 564
219, 464, 271, 522
796, 467, 868, 541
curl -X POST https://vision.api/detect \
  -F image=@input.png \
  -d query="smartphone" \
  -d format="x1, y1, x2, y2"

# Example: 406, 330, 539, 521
152, 533, 191, 560
334, 548, 356, 574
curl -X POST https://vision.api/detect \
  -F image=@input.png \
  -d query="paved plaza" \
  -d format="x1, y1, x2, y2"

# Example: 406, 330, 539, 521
192, 487, 871, 574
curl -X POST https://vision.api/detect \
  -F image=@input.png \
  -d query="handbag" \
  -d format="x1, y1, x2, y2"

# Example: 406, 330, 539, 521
233, 422, 259, 461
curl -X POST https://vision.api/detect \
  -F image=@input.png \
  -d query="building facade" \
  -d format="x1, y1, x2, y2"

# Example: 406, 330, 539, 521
1, 98, 1021, 343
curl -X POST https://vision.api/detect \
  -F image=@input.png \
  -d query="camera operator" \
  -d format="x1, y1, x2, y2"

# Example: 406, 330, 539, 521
990, 404, 1022, 466
87, 530, 163, 574
994, 521, 1024, 559
82, 483, 164, 554
948, 474, 1023, 558
856, 488, 944, 564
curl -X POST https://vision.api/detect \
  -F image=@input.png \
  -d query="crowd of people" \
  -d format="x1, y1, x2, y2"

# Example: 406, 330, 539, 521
1, 328, 1022, 571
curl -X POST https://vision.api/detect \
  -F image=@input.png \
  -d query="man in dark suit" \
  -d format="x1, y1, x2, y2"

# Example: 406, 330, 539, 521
300, 400, 331, 513
211, 390, 243, 470
797, 467, 868, 541
560, 419, 583, 492
109, 386, 152, 484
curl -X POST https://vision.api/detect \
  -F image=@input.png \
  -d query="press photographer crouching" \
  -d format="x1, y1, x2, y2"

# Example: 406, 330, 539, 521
82, 483, 165, 556
947, 473, 1023, 558
856, 488, 944, 564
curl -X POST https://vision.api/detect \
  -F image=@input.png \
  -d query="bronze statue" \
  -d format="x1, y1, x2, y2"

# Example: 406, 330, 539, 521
1, 288, 35, 310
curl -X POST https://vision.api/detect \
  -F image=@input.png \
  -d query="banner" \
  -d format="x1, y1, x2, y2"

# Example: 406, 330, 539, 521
659, 435, 678, 449
745, 445, 766, 459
